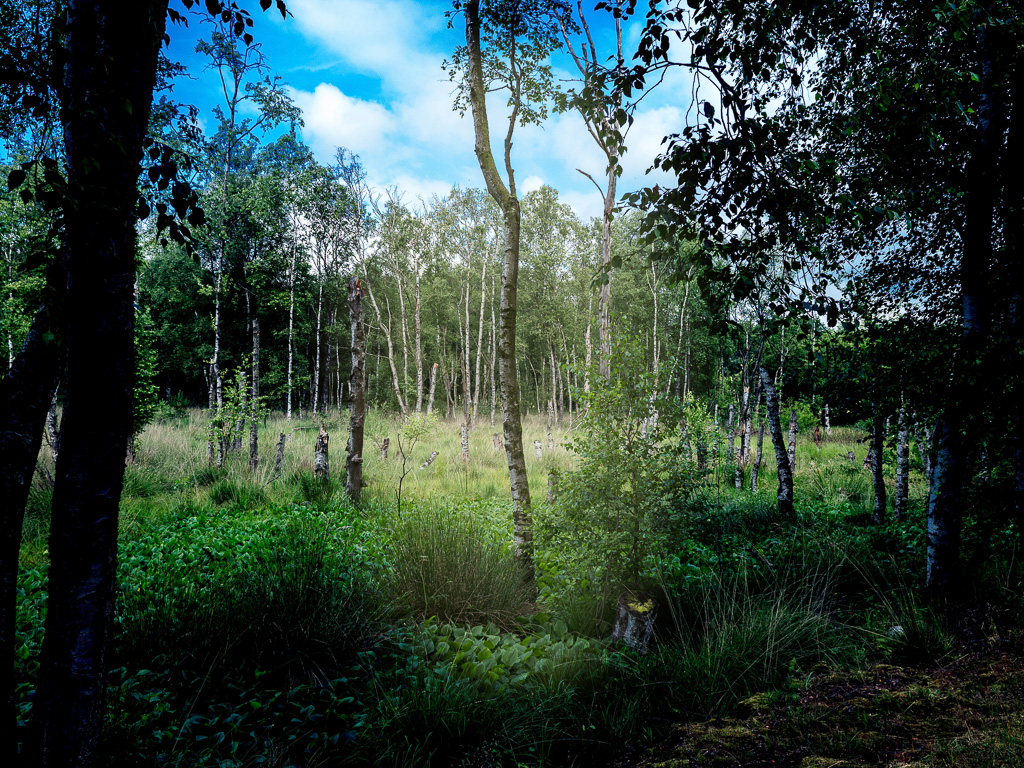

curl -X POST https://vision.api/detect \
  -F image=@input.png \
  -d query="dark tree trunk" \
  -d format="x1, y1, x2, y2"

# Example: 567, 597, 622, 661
46, 387, 61, 462
345, 277, 367, 503
927, 23, 1004, 599
314, 425, 329, 482
0, 307, 61, 760
1006, 54, 1024, 540
274, 432, 286, 474
31, 3, 168, 765
760, 367, 794, 518
872, 412, 887, 524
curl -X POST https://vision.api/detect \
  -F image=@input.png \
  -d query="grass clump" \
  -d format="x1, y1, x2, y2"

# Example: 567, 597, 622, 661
388, 505, 532, 629
206, 476, 267, 510
648, 563, 852, 719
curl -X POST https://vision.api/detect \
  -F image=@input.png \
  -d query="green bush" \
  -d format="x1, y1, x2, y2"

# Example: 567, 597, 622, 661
784, 399, 822, 435
115, 504, 384, 673
547, 337, 701, 607
101, 504, 385, 767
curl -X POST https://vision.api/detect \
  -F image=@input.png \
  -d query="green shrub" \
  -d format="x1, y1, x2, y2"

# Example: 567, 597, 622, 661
397, 618, 605, 693
547, 337, 701, 606
388, 505, 532, 629
116, 505, 384, 675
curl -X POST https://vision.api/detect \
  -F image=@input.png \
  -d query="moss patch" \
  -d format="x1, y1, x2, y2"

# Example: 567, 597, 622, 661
620, 650, 1024, 768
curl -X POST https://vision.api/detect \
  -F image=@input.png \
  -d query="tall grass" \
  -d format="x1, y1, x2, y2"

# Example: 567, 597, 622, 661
387, 504, 533, 629
650, 562, 851, 718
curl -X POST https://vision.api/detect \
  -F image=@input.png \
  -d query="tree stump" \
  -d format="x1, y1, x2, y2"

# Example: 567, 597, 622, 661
547, 470, 559, 503
492, 433, 502, 451
610, 591, 657, 655
314, 424, 329, 481
533, 440, 542, 459
461, 424, 470, 463
274, 432, 286, 473
381, 437, 390, 459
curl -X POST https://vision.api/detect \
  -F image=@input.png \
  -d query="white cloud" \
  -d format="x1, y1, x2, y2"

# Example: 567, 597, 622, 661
288, 0, 444, 88
521, 175, 545, 194
289, 83, 398, 161
280, 0, 692, 223
559, 188, 605, 222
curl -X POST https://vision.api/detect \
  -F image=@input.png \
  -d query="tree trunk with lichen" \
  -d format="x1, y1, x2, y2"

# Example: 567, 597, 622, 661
463, 0, 533, 586
895, 406, 910, 519
345, 277, 366, 503
760, 368, 794, 518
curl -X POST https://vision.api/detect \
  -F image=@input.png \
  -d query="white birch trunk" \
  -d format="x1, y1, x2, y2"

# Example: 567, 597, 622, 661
894, 406, 910, 519
313, 281, 323, 417
472, 257, 487, 425
414, 260, 423, 413
363, 268, 408, 417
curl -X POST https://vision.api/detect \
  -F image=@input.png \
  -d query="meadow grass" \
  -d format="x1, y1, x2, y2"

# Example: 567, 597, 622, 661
15, 407, 950, 766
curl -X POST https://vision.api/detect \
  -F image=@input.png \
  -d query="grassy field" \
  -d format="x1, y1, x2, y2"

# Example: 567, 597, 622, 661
17, 405, 1015, 766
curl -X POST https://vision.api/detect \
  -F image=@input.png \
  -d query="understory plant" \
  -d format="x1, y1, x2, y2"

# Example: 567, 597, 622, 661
387, 503, 532, 629
541, 337, 701, 626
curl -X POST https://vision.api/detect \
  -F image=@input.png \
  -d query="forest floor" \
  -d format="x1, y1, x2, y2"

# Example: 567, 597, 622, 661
613, 646, 1024, 768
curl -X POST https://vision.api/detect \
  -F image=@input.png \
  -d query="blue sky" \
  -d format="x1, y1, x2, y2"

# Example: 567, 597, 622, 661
165, 0, 691, 220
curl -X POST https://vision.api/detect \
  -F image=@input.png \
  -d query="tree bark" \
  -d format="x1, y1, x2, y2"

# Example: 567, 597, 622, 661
787, 409, 798, 473
472, 255, 487, 425
426, 361, 438, 416
249, 317, 260, 470
872, 412, 887, 523
760, 367, 794, 518
927, 22, 1004, 599
31, 3, 167, 764
894, 406, 909, 520
286, 228, 297, 420
414, 255, 423, 413
751, 419, 765, 493
314, 424, 329, 481
0, 307, 61, 760
345, 277, 367, 503
46, 388, 62, 463
313, 280, 323, 417
464, 0, 533, 583
274, 432, 286, 473
584, 292, 593, 395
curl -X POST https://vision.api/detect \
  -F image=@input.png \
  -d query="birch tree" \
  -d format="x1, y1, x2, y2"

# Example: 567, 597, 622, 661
448, 0, 565, 582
